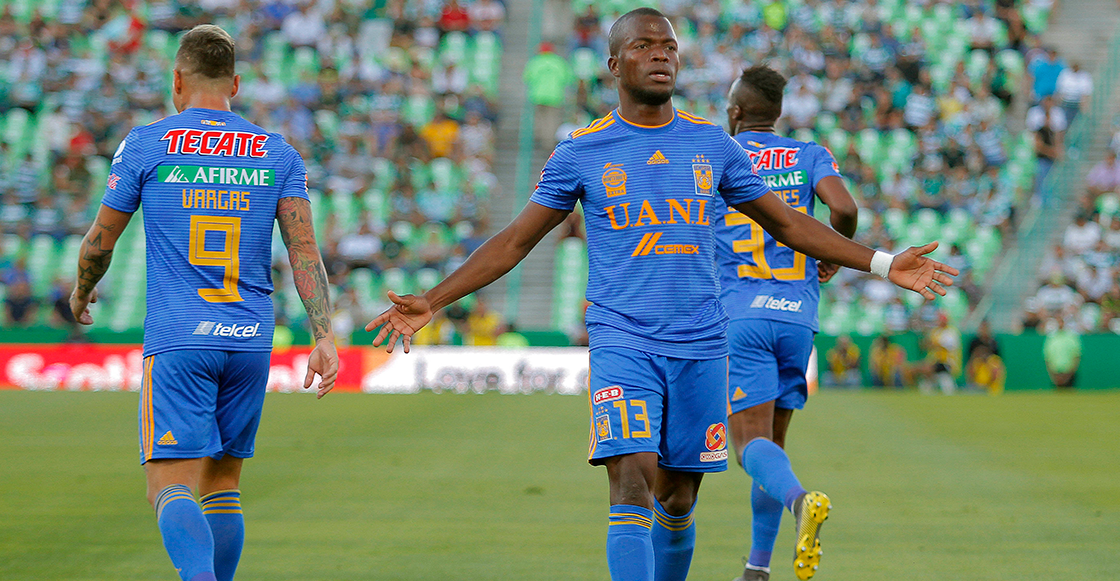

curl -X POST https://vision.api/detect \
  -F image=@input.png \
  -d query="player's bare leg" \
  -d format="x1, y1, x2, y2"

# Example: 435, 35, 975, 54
604, 452, 659, 581
604, 453, 704, 581
652, 468, 703, 581
200, 456, 245, 581
730, 402, 830, 581
145, 458, 217, 581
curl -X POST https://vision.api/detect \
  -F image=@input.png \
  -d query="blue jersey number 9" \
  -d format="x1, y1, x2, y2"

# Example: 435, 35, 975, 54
188, 215, 244, 303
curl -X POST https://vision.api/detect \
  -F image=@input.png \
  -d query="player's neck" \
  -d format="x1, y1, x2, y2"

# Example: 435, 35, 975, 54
180, 94, 233, 113
734, 122, 775, 135
616, 100, 674, 127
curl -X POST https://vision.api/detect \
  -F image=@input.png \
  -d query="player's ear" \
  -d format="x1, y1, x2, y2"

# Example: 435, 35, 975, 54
230, 74, 240, 99
172, 69, 182, 96
607, 55, 620, 78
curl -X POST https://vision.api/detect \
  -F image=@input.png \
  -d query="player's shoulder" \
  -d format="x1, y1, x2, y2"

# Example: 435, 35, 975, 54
568, 111, 621, 142
674, 108, 717, 127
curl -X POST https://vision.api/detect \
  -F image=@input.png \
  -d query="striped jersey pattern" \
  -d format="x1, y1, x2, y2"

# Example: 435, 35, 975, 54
531, 109, 770, 358
716, 131, 843, 332
101, 108, 309, 356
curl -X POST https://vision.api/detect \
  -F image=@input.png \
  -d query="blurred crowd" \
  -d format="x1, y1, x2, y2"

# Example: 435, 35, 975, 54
0, 0, 510, 336
545, 0, 1073, 331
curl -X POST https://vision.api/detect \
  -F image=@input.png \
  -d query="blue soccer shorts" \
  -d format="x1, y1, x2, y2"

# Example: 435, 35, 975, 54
587, 347, 729, 473
139, 349, 270, 464
728, 319, 814, 414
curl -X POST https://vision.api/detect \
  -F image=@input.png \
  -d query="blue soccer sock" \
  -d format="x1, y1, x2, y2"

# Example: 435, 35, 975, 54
201, 490, 243, 581
741, 438, 807, 512
607, 504, 655, 581
154, 484, 217, 581
747, 479, 783, 570
651, 499, 696, 581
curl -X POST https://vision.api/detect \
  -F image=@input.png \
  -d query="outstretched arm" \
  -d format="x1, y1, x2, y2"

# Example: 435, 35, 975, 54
366, 201, 570, 352
732, 191, 958, 299
277, 196, 338, 397
70, 204, 133, 325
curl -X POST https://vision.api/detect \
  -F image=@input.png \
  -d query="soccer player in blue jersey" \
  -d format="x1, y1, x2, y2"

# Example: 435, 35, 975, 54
719, 64, 858, 581
68, 25, 338, 581
367, 9, 956, 581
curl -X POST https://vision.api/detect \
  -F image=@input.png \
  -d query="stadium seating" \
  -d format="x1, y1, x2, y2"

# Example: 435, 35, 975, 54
558, 0, 1053, 334
0, 2, 504, 336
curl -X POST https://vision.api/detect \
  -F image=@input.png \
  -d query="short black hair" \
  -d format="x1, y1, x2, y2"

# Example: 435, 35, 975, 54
733, 64, 787, 123
176, 24, 235, 80
608, 7, 669, 56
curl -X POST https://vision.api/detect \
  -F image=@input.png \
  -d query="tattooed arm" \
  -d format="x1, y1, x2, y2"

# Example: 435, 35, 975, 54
70, 205, 133, 325
277, 196, 339, 397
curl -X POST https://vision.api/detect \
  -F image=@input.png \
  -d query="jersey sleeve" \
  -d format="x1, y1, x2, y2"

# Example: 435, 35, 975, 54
529, 139, 583, 211
717, 132, 770, 206
101, 128, 144, 213
809, 142, 843, 186
279, 140, 310, 200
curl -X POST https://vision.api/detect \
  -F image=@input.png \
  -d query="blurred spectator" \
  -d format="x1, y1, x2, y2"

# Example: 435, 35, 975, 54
1054, 61, 1092, 124
824, 335, 862, 388
1043, 317, 1081, 388
869, 334, 908, 388
1026, 95, 1068, 133
920, 312, 961, 394
1033, 107, 1062, 204
1063, 212, 1101, 254
469, 0, 505, 32
439, 0, 471, 32
965, 343, 1006, 394
464, 297, 505, 346
420, 110, 460, 159
1028, 46, 1065, 102
3, 280, 37, 327
523, 42, 575, 147
1086, 151, 1120, 196
496, 323, 531, 348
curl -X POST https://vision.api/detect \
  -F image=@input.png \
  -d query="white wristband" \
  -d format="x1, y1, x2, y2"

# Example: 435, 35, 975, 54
870, 250, 894, 279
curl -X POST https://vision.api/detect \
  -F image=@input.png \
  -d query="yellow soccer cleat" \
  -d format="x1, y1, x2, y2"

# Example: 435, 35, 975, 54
792, 491, 831, 580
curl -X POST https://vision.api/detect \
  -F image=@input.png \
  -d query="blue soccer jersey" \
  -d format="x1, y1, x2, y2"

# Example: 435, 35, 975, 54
101, 108, 309, 356
715, 132, 842, 332
531, 110, 770, 358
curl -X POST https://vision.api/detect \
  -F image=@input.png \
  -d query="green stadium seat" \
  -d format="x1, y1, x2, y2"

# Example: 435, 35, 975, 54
551, 237, 588, 331
380, 267, 414, 296
1022, 5, 1050, 34
314, 110, 339, 140
439, 31, 471, 65
966, 50, 991, 81
349, 267, 378, 311
429, 157, 461, 192
855, 128, 882, 162
26, 235, 56, 296
415, 268, 441, 292
815, 112, 837, 135
883, 208, 908, 238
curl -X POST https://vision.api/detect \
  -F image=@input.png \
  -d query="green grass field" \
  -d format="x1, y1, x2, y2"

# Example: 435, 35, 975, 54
2, 390, 1118, 580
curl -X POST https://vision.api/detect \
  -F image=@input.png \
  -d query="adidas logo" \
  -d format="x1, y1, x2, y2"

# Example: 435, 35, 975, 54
732, 387, 748, 401
158, 431, 178, 446
647, 150, 669, 165
163, 166, 189, 183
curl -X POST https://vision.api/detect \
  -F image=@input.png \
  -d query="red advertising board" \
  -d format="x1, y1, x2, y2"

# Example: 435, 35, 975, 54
0, 344, 383, 393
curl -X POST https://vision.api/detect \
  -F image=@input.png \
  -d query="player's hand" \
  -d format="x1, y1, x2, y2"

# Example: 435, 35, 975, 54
305, 338, 339, 399
818, 261, 840, 283
69, 287, 98, 325
364, 291, 433, 353
887, 242, 960, 300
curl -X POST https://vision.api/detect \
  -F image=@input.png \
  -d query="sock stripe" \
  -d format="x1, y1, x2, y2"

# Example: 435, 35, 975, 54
202, 509, 244, 515
653, 512, 694, 531
201, 501, 241, 508
155, 485, 196, 519
200, 489, 241, 502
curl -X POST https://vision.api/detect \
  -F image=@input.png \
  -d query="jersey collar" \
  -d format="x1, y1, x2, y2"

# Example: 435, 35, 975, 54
613, 108, 678, 134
